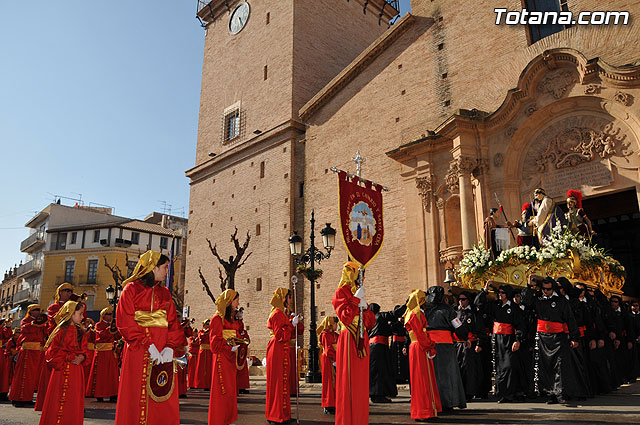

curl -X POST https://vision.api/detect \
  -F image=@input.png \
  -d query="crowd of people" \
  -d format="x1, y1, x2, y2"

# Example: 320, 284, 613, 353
0, 247, 638, 424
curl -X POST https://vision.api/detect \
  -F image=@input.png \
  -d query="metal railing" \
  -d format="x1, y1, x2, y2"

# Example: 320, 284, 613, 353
20, 232, 45, 252
16, 259, 42, 277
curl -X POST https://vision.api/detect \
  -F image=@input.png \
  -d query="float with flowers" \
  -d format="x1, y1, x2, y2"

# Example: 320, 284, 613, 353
456, 226, 625, 295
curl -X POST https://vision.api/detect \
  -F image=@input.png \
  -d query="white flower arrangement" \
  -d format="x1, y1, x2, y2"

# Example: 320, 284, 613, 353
458, 243, 492, 275
458, 225, 624, 279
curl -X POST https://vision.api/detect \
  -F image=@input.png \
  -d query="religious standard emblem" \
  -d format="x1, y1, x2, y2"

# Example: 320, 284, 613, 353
338, 170, 385, 268
507, 309, 511, 314
467, 318, 472, 324
551, 302, 556, 308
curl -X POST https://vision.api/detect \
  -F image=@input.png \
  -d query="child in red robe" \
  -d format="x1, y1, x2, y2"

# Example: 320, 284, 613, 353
404, 289, 442, 421
318, 316, 338, 414
187, 331, 200, 388
39, 300, 87, 425
332, 261, 376, 425
207, 289, 241, 425
9, 304, 46, 407
194, 319, 212, 389
86, 306, 120, 401
266, 288, 298, 424
114, 250, 184, 425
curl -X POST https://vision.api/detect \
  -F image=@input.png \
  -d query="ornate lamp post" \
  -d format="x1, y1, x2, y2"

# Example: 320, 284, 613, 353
288, 210, 336, 383
105, 283, 123, 319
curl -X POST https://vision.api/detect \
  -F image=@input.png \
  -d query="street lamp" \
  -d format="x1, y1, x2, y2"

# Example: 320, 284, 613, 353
105, 282, 122, 320
289, 210, 335, 383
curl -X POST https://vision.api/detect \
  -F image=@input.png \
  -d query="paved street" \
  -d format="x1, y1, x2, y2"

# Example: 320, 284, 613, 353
1, 379, 639, 425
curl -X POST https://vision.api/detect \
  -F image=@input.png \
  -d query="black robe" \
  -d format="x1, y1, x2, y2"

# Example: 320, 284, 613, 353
610, 307, 633, 384
521, 289, 589, 398
425, 303, 467, 409
368, 305, 405, 399
390, 315, 410, 385
454, 305, 486, 398
586, 298, 614, 394
629, 312, 640, 381
475, 291, 528, 400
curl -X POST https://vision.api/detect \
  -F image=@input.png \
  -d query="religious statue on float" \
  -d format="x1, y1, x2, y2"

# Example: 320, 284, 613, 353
565, 189, 595, 241
528, 187, 566, 246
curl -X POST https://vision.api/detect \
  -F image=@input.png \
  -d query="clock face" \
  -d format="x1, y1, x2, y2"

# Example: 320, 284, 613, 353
229, 2, 250, 35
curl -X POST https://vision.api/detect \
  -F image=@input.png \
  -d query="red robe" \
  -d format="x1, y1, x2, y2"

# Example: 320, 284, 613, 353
332, 286, 375, 425
39, 325, 87, 425
86, 320, 120, 397
289, 317, 304, 396
320, 330, 338, 408
265, 309, 294, 422
187, 335, 199, 388
9, 315, 46, 402
175, 326, 192, 396
4, 334, 19, 384
236, 320, 250, 390
207, 315, 238, 425
405, 311, 442, 420
194, 327, 212, 389
35, 301, 65, 411
84, 329, 96, 388
114, 280, 183, 425
0, 326, 13, 393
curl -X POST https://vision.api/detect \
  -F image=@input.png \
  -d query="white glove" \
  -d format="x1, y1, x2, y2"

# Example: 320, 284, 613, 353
231, 345, 240, 353
148, 344, 162, 364
354, 286, 365, 300
160, 347, 174, 364
358, 298, 367, 309
291, 315, 300, 327
332, 361, 336, 367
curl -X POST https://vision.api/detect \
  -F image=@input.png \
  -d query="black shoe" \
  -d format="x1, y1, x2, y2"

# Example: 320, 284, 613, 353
546, 396, 558, 404
179, 394, 187, 398
556, 396, 567, 404
238, 389, 249, 394
96, 397, 104, 402
498, 397, 513, 404
109, 396, 117, 402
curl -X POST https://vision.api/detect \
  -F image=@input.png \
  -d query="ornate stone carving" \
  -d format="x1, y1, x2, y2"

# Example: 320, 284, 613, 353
525, 103, 538, 117
439, 245, 463, 264
535, 122, 622, 173
584, 84, 601, 95
505, 127, 516, 137
493, 153, 504, 167
415, 175, 436, 212
537, 69, 578, 99
445, 156, 475, 194
613, 91, 632, 106
436, 197, 445, 210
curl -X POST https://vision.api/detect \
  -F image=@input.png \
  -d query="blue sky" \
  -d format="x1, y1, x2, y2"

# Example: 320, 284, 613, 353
0, 0, 411, 275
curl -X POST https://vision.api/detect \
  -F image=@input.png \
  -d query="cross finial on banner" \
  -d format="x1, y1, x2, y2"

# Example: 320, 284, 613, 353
352, 151, 365, 179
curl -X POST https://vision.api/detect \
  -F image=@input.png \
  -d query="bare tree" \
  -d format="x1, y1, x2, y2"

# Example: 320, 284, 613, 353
206, 227, 252, 291
198, 266, 217, 304
103, 254, 129, 287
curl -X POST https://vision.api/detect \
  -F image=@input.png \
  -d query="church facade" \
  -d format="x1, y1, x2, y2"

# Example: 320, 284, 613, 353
186, 0, 640, 357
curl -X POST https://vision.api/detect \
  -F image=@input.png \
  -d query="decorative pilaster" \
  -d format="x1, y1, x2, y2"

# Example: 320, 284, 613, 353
451, 156, 477, 250
415, 175, 436, 212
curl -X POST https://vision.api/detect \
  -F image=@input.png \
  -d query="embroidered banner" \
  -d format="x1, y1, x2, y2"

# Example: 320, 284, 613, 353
337, 170, 384, 269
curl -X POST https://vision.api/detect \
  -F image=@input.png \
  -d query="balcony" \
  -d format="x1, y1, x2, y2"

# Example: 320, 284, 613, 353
12, 289, 32, 304
20, 232, 45, 253
16, 259, 42, 278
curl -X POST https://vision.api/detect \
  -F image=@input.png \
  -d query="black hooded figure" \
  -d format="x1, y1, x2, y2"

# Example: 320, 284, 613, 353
521, 277, 589, 403
425, 285, 467, 410
368, 303, 406, 402
454, 291, 487, 399
475, 283, 528, 403
390, 305, 410, 385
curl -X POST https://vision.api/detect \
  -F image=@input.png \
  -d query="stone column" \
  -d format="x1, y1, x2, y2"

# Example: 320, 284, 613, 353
457, 159, 477, 250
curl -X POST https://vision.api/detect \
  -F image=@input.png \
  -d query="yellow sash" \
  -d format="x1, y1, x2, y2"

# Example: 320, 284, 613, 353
22, 341, 42, 350
95, 342, 114, 351
199, 344, 211, 351
134, 310, 168, 328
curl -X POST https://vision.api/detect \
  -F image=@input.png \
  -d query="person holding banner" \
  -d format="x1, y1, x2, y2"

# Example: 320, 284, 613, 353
332, 261, 376, 425
114, 250, 183, 425
266, 288, 299, 424
317, 316, 339, 415
207, 289, 241, 425
404, 289, 441, 421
